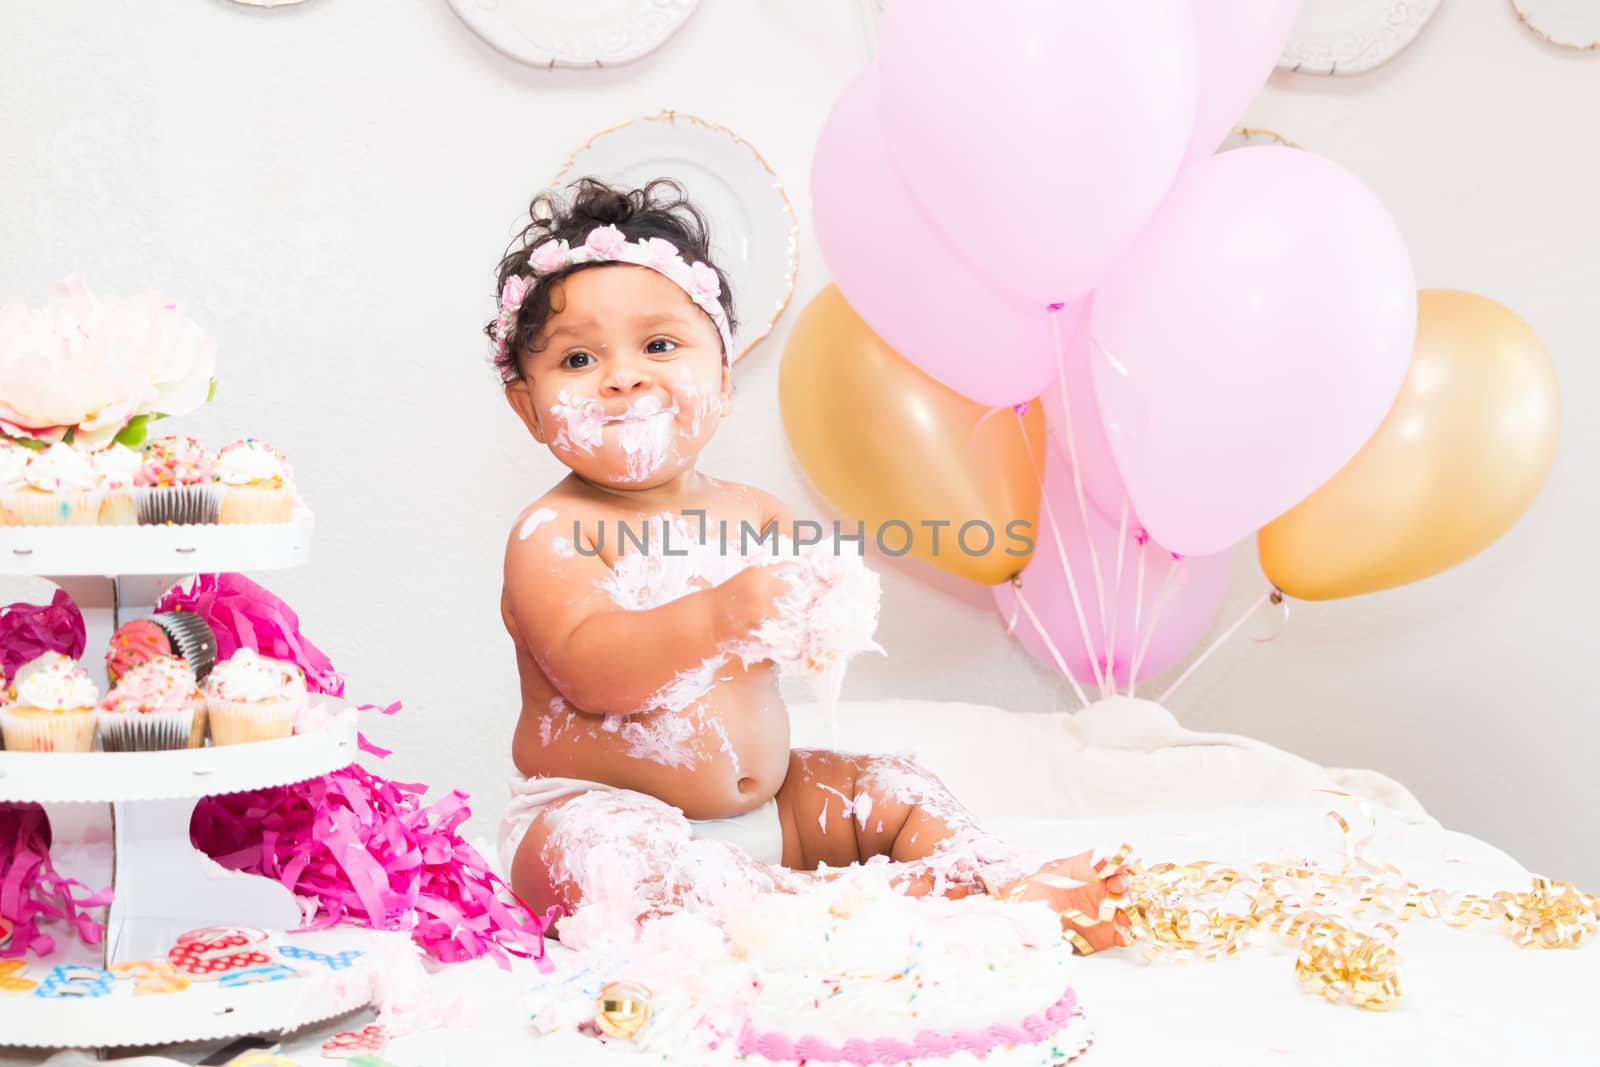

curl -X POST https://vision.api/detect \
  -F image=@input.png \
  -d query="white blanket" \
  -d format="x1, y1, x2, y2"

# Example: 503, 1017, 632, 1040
789, 695, 1431, 824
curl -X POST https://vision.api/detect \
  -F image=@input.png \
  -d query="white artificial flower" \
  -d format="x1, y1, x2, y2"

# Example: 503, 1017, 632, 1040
0, 276, 215, 447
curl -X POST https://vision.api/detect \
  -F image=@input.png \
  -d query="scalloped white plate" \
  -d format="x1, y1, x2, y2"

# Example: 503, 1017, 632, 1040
447, 0, 700, 69
552, 112, 799, 363
0, 502, 312, 577
1278, 0, 1442, 75
0, 703, 355, 804
1513, 0, 1600, 49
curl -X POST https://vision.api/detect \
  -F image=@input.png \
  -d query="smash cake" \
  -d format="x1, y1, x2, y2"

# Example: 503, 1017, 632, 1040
527, 868, 1091, 1066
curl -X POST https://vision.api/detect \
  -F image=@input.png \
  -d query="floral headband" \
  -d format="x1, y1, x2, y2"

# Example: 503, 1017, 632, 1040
494, 224, 733, 365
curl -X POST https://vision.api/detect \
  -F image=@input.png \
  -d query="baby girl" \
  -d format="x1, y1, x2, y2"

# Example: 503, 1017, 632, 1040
491, 179, 1128, 951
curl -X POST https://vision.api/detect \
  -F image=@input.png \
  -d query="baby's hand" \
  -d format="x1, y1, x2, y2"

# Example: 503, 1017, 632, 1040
1001, 850, 1130, 954
711, 561, 805, 644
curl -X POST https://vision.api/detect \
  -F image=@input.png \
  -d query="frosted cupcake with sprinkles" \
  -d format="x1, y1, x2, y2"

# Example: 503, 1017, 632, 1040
216, 438, 295, 524
201, 647, 307, 745
1, 651, 99, 752
91, 442, 143, 525
134, 435, 222, 525
8, 442, 102, 526
99, 654, 205, 751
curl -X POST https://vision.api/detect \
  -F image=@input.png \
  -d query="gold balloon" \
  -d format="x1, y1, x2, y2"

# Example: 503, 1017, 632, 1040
1259, 289, 1560, 601
779, 285, 1044, 585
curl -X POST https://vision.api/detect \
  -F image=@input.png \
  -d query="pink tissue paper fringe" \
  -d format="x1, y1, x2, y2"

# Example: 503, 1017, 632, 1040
156, 572, 345, 696
190, 765, 555, 971
0, 589, 87, 683
0, 803, 112, 958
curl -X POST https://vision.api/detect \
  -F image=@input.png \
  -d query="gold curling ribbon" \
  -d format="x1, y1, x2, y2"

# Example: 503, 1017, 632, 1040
1082, 794, 1598, 1011
594, 979, 653, 1040
1292, 917, 1403, 1011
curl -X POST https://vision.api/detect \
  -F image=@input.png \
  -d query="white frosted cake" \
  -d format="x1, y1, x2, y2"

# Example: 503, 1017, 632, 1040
527, 869, 1091, 1066
724, 873, 1090, 1066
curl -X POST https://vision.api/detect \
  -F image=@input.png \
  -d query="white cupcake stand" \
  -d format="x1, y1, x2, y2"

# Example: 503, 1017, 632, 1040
0, 511, 406, 1051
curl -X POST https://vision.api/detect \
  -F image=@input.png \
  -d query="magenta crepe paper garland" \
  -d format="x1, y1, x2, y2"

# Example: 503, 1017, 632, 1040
156, 573, 346, 697
190, 765, 555, 970
0, 589, 87, 683
0, 803, 113, 959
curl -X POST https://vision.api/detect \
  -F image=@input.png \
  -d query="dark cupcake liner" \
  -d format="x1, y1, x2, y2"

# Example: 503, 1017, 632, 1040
135, 484, 223, 526
150, 610, 219, 681
98, 709, 196, 752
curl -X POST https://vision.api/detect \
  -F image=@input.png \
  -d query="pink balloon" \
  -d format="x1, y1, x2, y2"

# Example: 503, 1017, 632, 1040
811, 68, 1080, 408
1089, 147, 1416, 558
993, 453, 1231, 689
1044, 302, 1135, 526
876, 0, 1198, 306
1181, 0, 1302, 165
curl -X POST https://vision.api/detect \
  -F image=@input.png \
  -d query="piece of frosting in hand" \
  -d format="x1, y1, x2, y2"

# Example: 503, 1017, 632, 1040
731, 542, 884, 680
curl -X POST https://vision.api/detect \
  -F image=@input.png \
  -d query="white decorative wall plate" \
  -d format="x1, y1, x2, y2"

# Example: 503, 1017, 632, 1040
1512, 0, 1600, 50
1277, 0, 1442, 75
447, 0, 700, 69
551, 112, 799, 363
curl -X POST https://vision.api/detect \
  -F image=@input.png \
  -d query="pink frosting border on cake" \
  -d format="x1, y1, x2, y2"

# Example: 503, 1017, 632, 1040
735, 987, 1078, 1065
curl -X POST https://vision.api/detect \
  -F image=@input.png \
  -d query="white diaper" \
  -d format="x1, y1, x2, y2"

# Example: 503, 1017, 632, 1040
497, 774, 784, 875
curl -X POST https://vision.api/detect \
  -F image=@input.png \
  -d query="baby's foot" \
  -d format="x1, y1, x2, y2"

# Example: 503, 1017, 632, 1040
1001, 850, 1130, 954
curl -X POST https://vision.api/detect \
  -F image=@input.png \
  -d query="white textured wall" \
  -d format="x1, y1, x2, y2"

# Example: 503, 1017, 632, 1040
3, 1, 1595, 885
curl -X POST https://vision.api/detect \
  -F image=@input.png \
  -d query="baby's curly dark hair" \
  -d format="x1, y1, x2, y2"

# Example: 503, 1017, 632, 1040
486, 177, 737, 383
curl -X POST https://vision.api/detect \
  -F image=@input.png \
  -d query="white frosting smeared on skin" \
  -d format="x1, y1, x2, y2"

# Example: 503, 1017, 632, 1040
732, 543, 884, 748
614, 394, 677, 484
518, 507, 558, 542
599, 514, 747, 611
549, 391, 605, 454
541, 789, 791, 952
855, 756, 1037, 895
538, 696, 572, 748
815, 782, 875, 832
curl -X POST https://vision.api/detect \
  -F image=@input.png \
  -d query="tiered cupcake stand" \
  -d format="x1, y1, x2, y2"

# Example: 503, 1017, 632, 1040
0, 510, 405, 1051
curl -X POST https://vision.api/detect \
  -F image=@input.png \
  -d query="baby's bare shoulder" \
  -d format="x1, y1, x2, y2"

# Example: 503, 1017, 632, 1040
504, 489, 598, 562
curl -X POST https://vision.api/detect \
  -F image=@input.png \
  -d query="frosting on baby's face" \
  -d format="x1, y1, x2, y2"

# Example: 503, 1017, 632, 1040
503, 266, 729, 491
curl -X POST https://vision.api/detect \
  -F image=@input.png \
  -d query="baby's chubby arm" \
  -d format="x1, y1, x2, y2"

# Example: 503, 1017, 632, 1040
503, 504, 798, 716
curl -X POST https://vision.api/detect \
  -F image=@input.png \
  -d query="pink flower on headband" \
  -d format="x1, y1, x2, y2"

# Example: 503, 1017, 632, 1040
499, 275, 530, 313
582, 225, 627, 260
644, 237, 681, 270
689, 262, 721, 301
529, 239, 569, 274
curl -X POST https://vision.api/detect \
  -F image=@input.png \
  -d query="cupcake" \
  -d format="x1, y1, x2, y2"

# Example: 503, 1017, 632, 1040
201, 648, 306, 745
216, 439, 295, 524
91, 443, 143, 526
134, 436, 222, 525
0, 439, 28, 526
98, 655, 206, 751
5, 443, 102, 526
0, 652, 99, 752
106, 610, 219, 684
